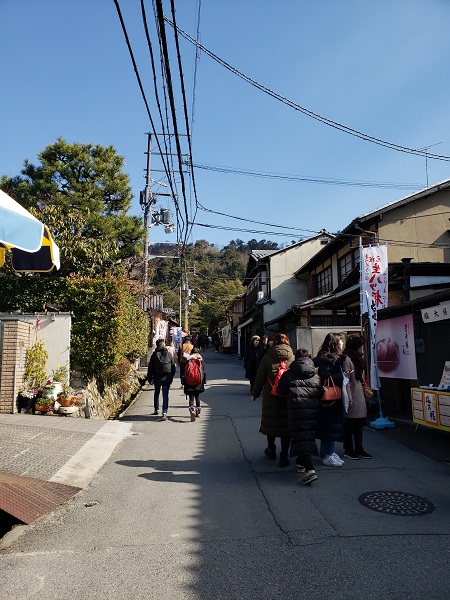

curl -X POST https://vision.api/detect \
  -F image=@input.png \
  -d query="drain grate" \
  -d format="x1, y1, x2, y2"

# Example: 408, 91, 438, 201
358, 491, 435, 516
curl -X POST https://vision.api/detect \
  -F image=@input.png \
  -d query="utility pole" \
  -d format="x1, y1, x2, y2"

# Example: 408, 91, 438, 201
184, 269, 189, 333
142, 133, 152, 309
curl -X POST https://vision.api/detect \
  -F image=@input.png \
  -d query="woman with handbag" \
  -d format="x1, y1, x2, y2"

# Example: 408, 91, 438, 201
313, 333, 352, 467
342, 334, 372, 459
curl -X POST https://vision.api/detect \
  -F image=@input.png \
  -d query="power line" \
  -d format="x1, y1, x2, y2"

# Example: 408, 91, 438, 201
154, 0, 192, 252
113, 1, 180, 214
191, 162, 422, 190
165, 17, 450, 162
192, 222, 312, 238
169, 0, 200, 244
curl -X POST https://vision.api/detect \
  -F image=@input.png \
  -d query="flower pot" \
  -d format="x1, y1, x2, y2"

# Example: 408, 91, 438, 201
58, 396, 74, 407
42, 385, 57, 401
17, 394, 36, 413
35, 401, 55, 413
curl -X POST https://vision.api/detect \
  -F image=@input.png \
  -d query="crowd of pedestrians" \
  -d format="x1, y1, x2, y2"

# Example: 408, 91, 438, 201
144, 329, 372, 486
248, 331, 372, 485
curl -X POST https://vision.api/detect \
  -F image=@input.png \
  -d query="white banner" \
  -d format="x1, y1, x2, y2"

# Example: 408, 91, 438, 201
155, 319, 167, 342
221, 323, 232, 347
365, 291, 380, 390
360, 244, 388, 315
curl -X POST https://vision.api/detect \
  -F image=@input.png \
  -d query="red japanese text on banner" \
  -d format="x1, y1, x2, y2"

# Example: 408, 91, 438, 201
360, 244, 388, 315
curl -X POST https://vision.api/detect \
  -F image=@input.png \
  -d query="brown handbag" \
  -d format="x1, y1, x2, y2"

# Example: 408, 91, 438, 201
321, 376, 342, 401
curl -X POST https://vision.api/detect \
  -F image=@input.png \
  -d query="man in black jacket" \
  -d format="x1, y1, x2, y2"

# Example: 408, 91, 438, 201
147, 339, 176, 420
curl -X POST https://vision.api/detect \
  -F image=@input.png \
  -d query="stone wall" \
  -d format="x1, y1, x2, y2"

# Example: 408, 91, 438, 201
72, 364, 142, 420
0, 320, 33, 413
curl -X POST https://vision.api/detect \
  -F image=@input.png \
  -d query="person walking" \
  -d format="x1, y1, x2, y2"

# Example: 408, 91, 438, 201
313, 332, 352, 467
178, 335, 194, 386
251, 333, 294, 468
276, 348, 324, 485
244, 335, 261, 391
184, 347, 206, 421
147, 339, 176, 421
342, 333, 372, 460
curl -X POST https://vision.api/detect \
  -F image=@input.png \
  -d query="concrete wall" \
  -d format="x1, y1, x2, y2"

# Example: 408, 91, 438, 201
0, 314, 71, 413
378, 190, 450, 263
294, 325, 361, 356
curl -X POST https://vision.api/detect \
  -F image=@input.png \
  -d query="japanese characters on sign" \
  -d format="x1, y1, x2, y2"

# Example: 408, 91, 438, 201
420, 301, 450, 323
360, 244, 388, 314
361, 244, 388, 390
155, 319, 167, 342
411, 388, 450, 432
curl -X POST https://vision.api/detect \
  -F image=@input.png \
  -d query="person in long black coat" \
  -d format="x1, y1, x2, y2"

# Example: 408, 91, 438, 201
313, 332, 352, 467
276, 349, 324, 485
251, 333, 294, 467
244, 335, 261, 389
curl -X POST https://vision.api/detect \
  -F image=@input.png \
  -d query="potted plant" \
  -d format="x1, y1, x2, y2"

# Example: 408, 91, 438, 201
34, 395, 55, 414
57, 385, 81, 407
17, 388, 39, 413
49, 364, 69, 397
22, 340, 48, 389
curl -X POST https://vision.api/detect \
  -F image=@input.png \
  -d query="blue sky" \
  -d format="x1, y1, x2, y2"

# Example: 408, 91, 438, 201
2, 0, 450, 248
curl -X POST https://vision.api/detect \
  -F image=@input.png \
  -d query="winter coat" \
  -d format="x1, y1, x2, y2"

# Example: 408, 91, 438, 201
252, 343, 294, 438
313, 353, 352, 442
183, 352, 206, 395
344, 361, 367, 419
276, 357, 324, 457
147, 346, 176, 385
244, 344, 260, 382
256, 344, 269, 367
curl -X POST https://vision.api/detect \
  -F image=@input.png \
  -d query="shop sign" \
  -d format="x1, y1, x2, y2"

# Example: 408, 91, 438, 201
420, 301, 450, 323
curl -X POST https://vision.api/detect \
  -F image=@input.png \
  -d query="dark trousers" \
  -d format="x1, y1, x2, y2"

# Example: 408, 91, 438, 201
296, 454, 313, 471
188, 392, 201, 408
267, 435, 290, 457
344, 418, 366, 453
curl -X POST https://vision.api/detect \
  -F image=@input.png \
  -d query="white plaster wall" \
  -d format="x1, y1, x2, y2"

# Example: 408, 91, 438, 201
264, 239, 328, 325
0, 313, 71, 382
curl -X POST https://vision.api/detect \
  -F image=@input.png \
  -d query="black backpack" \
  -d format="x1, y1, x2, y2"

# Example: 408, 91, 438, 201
154, 348, 172, 375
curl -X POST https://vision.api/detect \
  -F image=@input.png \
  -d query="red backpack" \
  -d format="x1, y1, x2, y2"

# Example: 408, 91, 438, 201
267, 360, 288, 396
184, 358, 203, 387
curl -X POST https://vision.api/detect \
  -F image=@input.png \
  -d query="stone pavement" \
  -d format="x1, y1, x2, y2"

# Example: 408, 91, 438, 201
0, 413, 131, 528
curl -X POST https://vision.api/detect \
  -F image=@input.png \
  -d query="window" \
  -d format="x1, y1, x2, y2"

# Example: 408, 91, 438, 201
339, 253, 353, 282
338, 248, 360, 283
316, 266, 332, 295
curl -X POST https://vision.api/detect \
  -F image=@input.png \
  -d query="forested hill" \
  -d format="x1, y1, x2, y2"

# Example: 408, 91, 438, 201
149, 238, 282, 332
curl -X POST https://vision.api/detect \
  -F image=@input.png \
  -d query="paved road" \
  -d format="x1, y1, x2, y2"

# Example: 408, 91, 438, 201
1, 349, 450, 599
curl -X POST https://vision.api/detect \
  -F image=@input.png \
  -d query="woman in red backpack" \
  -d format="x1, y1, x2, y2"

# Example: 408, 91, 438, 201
183, 347, 206, 421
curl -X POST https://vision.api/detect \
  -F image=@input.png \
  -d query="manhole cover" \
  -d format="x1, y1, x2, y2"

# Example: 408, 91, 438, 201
358, 491, 435, 516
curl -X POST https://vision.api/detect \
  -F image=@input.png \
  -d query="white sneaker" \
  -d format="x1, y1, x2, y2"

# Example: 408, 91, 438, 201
322, 455, 343, 467
331, 452, 344, 465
